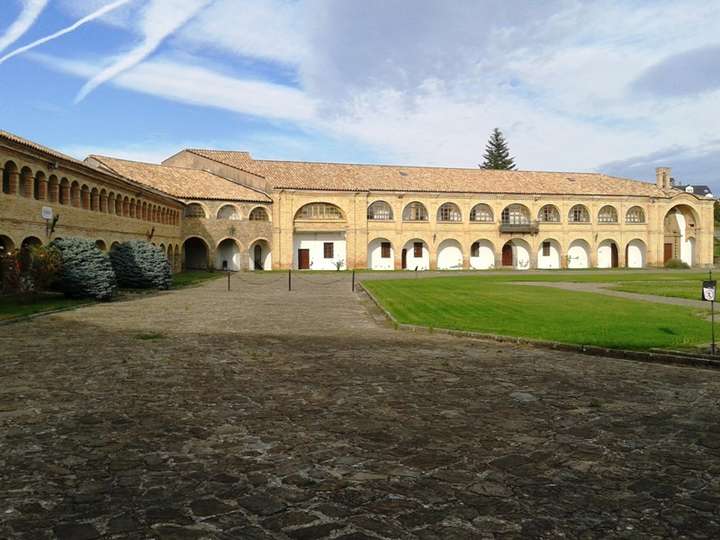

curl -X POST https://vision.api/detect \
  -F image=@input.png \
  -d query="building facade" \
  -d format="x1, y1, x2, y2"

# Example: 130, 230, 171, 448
0, 130, 714, 272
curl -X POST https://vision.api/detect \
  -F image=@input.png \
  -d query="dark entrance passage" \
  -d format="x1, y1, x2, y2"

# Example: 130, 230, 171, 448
401, 248, 407, 269
254, 244, 264, 270
611, 243, 619, 268
183, 237, 209, 270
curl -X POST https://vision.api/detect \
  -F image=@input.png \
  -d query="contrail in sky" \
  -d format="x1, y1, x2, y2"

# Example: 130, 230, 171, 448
0, 0, 49, 53
0, 0, 133, 65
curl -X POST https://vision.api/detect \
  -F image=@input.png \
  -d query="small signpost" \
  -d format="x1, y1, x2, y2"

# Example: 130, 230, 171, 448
42, 206, 53, 237
702, 271, 716, 354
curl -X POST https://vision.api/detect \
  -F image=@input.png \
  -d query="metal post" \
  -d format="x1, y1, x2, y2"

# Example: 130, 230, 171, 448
352, 269, 355, 291
227, 272, 230, 291
712, 270, 716, 355
288, 269, 292, 291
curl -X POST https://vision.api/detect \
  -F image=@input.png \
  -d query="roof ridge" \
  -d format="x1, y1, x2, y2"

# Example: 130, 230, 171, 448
185, 149, 267, 180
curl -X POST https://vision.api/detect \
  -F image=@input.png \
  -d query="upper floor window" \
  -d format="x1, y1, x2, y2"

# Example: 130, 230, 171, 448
538, 204, 560, 223
185, 203, 206, 218
598, 205, 618, 223
569, 204, 590, 223
249, 207, 269, 221
469, 203, 493, 222
295, 202, 343, 220
217, 204, 240, 220
501, 204, 530, 225
402, 202, 428, 221
367, 200, 393, 221
437, 202, 462, 222
626, 206, 645, 224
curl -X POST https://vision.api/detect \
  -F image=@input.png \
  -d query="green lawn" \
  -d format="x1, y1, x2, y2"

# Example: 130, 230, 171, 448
0, 294, 90, 321
364, 276, 718, 350
610, 280, 703, 301
172, 270, 225, 288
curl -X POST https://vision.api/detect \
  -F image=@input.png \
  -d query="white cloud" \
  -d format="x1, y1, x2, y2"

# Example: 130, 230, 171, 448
0, 0, 48, 52
76, 0, 213, 101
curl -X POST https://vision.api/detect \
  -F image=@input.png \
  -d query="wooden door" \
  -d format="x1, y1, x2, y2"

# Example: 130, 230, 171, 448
611, 243, 618, 268
401, 249, 407, 269
664, 243, 673, 262
298, 249, 310, 270
502, 244, 513, 266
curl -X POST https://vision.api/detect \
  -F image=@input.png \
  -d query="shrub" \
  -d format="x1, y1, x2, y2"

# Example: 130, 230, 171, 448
109, 240, 172, 289
664, 258, 690, 269
50, 238, 117, 300
0, 244, 62, 295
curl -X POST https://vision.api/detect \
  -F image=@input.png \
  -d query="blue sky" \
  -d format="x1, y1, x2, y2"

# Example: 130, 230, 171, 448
1, 0, 719, 190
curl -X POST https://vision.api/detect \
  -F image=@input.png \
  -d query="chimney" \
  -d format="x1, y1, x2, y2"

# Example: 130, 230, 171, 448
656, 167, 671, 189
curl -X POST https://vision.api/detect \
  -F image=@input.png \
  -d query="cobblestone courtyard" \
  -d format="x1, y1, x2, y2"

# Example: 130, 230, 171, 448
2, 273, 720, 539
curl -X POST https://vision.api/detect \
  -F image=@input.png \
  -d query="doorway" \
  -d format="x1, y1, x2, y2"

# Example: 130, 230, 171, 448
298, 248, 310, 270
502, 243, 513, 266
611, 243, 618, 268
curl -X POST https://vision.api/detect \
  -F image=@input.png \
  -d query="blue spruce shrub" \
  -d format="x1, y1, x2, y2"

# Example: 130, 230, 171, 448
109, 240, 172, 289
49, 237, 117, 300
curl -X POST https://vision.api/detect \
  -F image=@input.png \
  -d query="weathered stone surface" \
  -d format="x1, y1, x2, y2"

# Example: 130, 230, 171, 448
1, 274, 720, 539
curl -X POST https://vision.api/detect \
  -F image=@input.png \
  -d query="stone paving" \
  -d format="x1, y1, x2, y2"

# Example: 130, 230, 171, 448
1, 272, 720, 539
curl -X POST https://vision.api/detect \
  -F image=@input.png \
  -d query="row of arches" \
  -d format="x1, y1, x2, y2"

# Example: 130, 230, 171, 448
1, 160, 179, 225
182, 236, 271, 271
367, 237, 651, 270
185, 202, 270, 221
366, 201, 647, 224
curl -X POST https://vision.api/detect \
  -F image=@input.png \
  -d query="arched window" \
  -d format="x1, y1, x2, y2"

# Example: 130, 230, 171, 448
598, 205, 618, 223
569, 204, 590, 223
437, 202, 462, 222
249, 207, 269, 221
217, 204, 240, 220
626, 206, 645, 224
402, 202, 428, 221
70, 182, 80, 207
184, 203, 206, 218
295, 203, 344, 220
538, 204, 560, 223
469, 204, 493, 222
501, 204, 530, 225
367, 201, 393, 221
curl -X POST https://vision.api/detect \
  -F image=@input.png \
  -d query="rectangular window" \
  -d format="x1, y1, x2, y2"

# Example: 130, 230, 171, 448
323, 242, 334, 259
381, 242, 391, 258
413, 242, 423, 258
542, 241, 550, 257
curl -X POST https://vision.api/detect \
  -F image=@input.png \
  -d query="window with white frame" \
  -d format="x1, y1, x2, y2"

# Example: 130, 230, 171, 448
538, 205, 560, 223
367, 201, 393, 220
626, 206, 645, 223
437, 202, 462, 222
569, 204, 590, 223
501, 204, 531, 224
598, 205, 618, 223
469, 204, 493, 222
403, 202, 428, 221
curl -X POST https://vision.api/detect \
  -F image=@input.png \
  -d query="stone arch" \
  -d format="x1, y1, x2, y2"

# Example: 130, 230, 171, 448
437, 202, 462, 223
99, 189, 108, 212
500, 203, 531, 225
184, 202, 207, 218
90, 187, 100, 211
501, 238, 531, 269
215, 238, 240, 271
110, 241, 121, 251
625, 206, 646, 224
401, 238, 430, 270
367, 201, 393, 221
183, 237, 209, 270
598, 205, 618, 224
402, 201, 428, 222
626, 239, 647, 268
80, 184, 90, 210
663, 204, 699, 265
95, 239, 107, 252
19, 166, 33, 198
368, 238, 394, 270
249, 206, 270, 221
469, 204, 494, 222
249, 238, 272, 270
537, 204, 560, 223
597, 239, 619, 268
59, 178, 70, 205
537, 238, 562, 269
436, 238, 463, 269
2, 160, 18, 194
140, 201, 147, 220
0, 234, 15, 254
470, 239, 495, 269
569, 204, 591, 223
567, 239, 591, 268
70, 181, 81, 207
21, 236, 42, 250
33, 170, 46, 200
217, 204, 241, 220
48, 175, 59, 203
295, 202, 345, 221
130, 198, 137, 218
122, 196, 130, 217
108, 192, 117, 214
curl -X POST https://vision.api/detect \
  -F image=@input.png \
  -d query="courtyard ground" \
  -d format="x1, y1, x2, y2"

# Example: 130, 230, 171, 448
1, 272, 719, 539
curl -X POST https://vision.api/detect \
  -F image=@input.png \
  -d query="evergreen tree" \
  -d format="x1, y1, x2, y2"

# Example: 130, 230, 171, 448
480, 128, 516, 170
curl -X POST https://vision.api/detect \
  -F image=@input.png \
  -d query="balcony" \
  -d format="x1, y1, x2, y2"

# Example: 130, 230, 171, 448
499, 221, 539, 234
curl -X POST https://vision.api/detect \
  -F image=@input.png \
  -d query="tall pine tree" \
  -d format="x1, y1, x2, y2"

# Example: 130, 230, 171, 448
480, 128, 516, 170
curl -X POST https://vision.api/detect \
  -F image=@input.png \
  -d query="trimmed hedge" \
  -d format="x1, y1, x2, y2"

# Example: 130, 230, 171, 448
110, 240, 172, 289
664, 258, 690, 269
50, 238, 117, 300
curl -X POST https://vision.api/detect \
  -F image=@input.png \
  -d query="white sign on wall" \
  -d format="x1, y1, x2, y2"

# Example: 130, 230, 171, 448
41, 206, 53, 220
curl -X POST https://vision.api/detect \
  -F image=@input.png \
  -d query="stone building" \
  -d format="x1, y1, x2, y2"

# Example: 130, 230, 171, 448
0, 129, 714, 271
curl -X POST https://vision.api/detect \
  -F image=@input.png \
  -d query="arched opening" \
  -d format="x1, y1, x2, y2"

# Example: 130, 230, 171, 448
249, 207, 270, 221
0, 235, 15, 254
215, 238, 240, 271
569, 204, 590, 223
501, 239, 531, 269
217, 204, 240, 220
538, 205, 560, 223
59, 178, 70, 205
598, 205, 618, 224
21, 236, 42, 250
95, 240, 107, 252
295, 202, 344, 221
90, 188, 99, 211
48, 175, 59, 203
122, 196, 130, 217
100, 190, 108, 212
2, 161, 18, 194
470, 239, 495, 269
567, 239, 591, 268
367, 201, 393, 221
70, 181, 81, 207
81, 185, 90, 210
183, 237, 209, 270
626, 206, 646, 224
402, 202, 428, 222
437, 203, 462, 223
436, 239, 463, 269
501, 204, 531, 225
34, 171, 46, 200
249, 239, 272, 271
597, 240, 619, 268
470, 204, 493, 223
368, 238, 394, 270
110, 241, 120, 251
626, 239, 647, 268
663, 205, 697, 266
537, 239, 561, 269
401, 239, 429, 270
19, 167, 33, 198
184, 203, 207, 218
